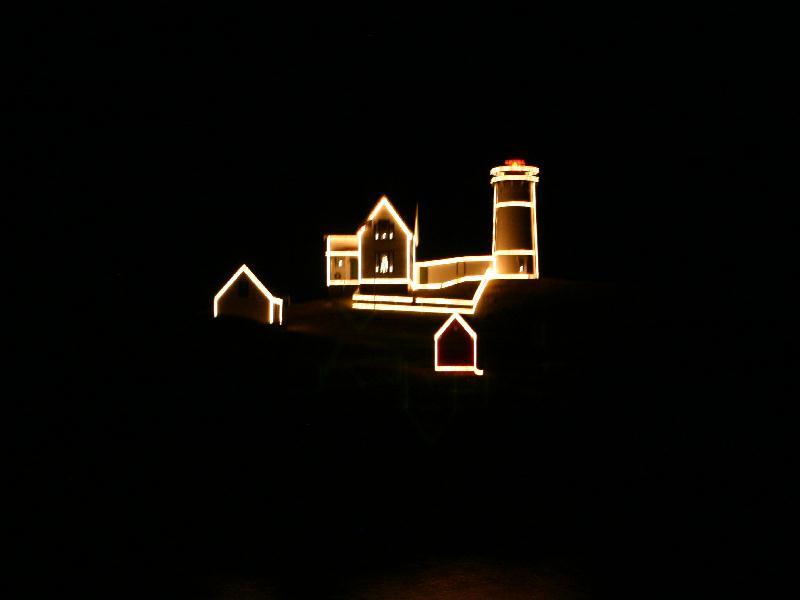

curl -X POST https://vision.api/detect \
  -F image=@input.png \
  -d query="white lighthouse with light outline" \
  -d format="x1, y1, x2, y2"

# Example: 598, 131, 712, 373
491, 159, 540, 278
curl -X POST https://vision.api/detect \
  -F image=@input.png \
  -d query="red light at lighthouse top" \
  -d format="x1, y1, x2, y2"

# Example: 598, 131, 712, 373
504, 159, 526, 166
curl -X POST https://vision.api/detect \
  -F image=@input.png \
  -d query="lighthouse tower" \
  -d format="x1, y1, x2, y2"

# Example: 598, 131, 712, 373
490, 159, 540, 278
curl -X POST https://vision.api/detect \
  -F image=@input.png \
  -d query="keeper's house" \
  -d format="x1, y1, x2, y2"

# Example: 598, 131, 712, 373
324, 160, 540, 315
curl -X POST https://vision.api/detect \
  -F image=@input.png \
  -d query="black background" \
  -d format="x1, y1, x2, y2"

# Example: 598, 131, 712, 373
9, 6, 795, 598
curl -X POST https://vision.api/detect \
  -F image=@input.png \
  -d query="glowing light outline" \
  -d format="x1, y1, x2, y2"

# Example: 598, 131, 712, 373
213, 264, 283, 325
415, 297, 474, 306
470, 268, 493, 311
491, 162, 540, 278
413, 203, 419, 248
367, 196, 413, 239
354, 268, 493, 315
434, 312, 483, 376
495, 201, 533, 208
494, 249, 536, 256
490, 169, 540, 176
327, 234, 361, 287
360, 197, 413, 286
328, 279, 360, 286
492, 181, 497, 255
491, 273, 535, 280
415, 255, 493, 268
357, 226, 364, 281
411, 275, 486, 290
490, 175, 539, 184
490, 165, 540, 175
359, 277, 412, 285
352, 294, 414, 303
406, 235, 411, 282
532, 179, 540, 278
413, 255, 493, 290
435, 366, 483, 373
270, 298, 284, 325
352, 302, 473, 315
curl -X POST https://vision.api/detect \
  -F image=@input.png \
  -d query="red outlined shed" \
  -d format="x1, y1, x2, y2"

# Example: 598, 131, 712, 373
213, 264, 283, 325
434, 312, 483, 375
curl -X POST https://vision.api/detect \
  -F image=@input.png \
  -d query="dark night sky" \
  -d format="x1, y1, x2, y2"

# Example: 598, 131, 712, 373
8, 8, 796, 597
12, 7, 792, 335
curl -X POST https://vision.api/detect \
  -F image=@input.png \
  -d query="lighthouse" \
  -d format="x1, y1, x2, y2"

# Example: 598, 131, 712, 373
490, 159, 540, 278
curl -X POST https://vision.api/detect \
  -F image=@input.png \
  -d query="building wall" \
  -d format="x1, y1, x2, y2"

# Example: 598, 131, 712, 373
420, 258, 493, 284
329, 256, 358, 282
495, 254, 533, 274
424, 261, 459, 283
495, 179, 531, 202
465, 259, 492, 276
217, 273, 271, 323
495, 205, 533, 251
327, 234, 360, 286
328, 236, 358, 251
437, 324, 474, 367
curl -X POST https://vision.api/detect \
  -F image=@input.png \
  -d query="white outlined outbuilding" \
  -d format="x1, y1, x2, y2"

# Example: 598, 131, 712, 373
213, 264, 283, 325
434, 312, 483, 376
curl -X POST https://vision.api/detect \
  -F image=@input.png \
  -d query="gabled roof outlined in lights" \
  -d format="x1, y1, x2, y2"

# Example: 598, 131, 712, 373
213, 264, 284, 325
367, 196, 414, 239
434, 312, 483, 376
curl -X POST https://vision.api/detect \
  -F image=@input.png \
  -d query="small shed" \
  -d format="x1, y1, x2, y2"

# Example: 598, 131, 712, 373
434, 312, 483, 375
213, 264, 283, 325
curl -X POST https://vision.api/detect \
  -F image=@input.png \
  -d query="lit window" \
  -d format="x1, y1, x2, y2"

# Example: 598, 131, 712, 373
517, 256, 529, 273
375, 251, 394, 274
337, 259, 344, 267
376, 219, 394, 241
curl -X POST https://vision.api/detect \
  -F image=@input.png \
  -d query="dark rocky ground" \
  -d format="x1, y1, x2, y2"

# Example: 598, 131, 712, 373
9, 279, 794, 598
